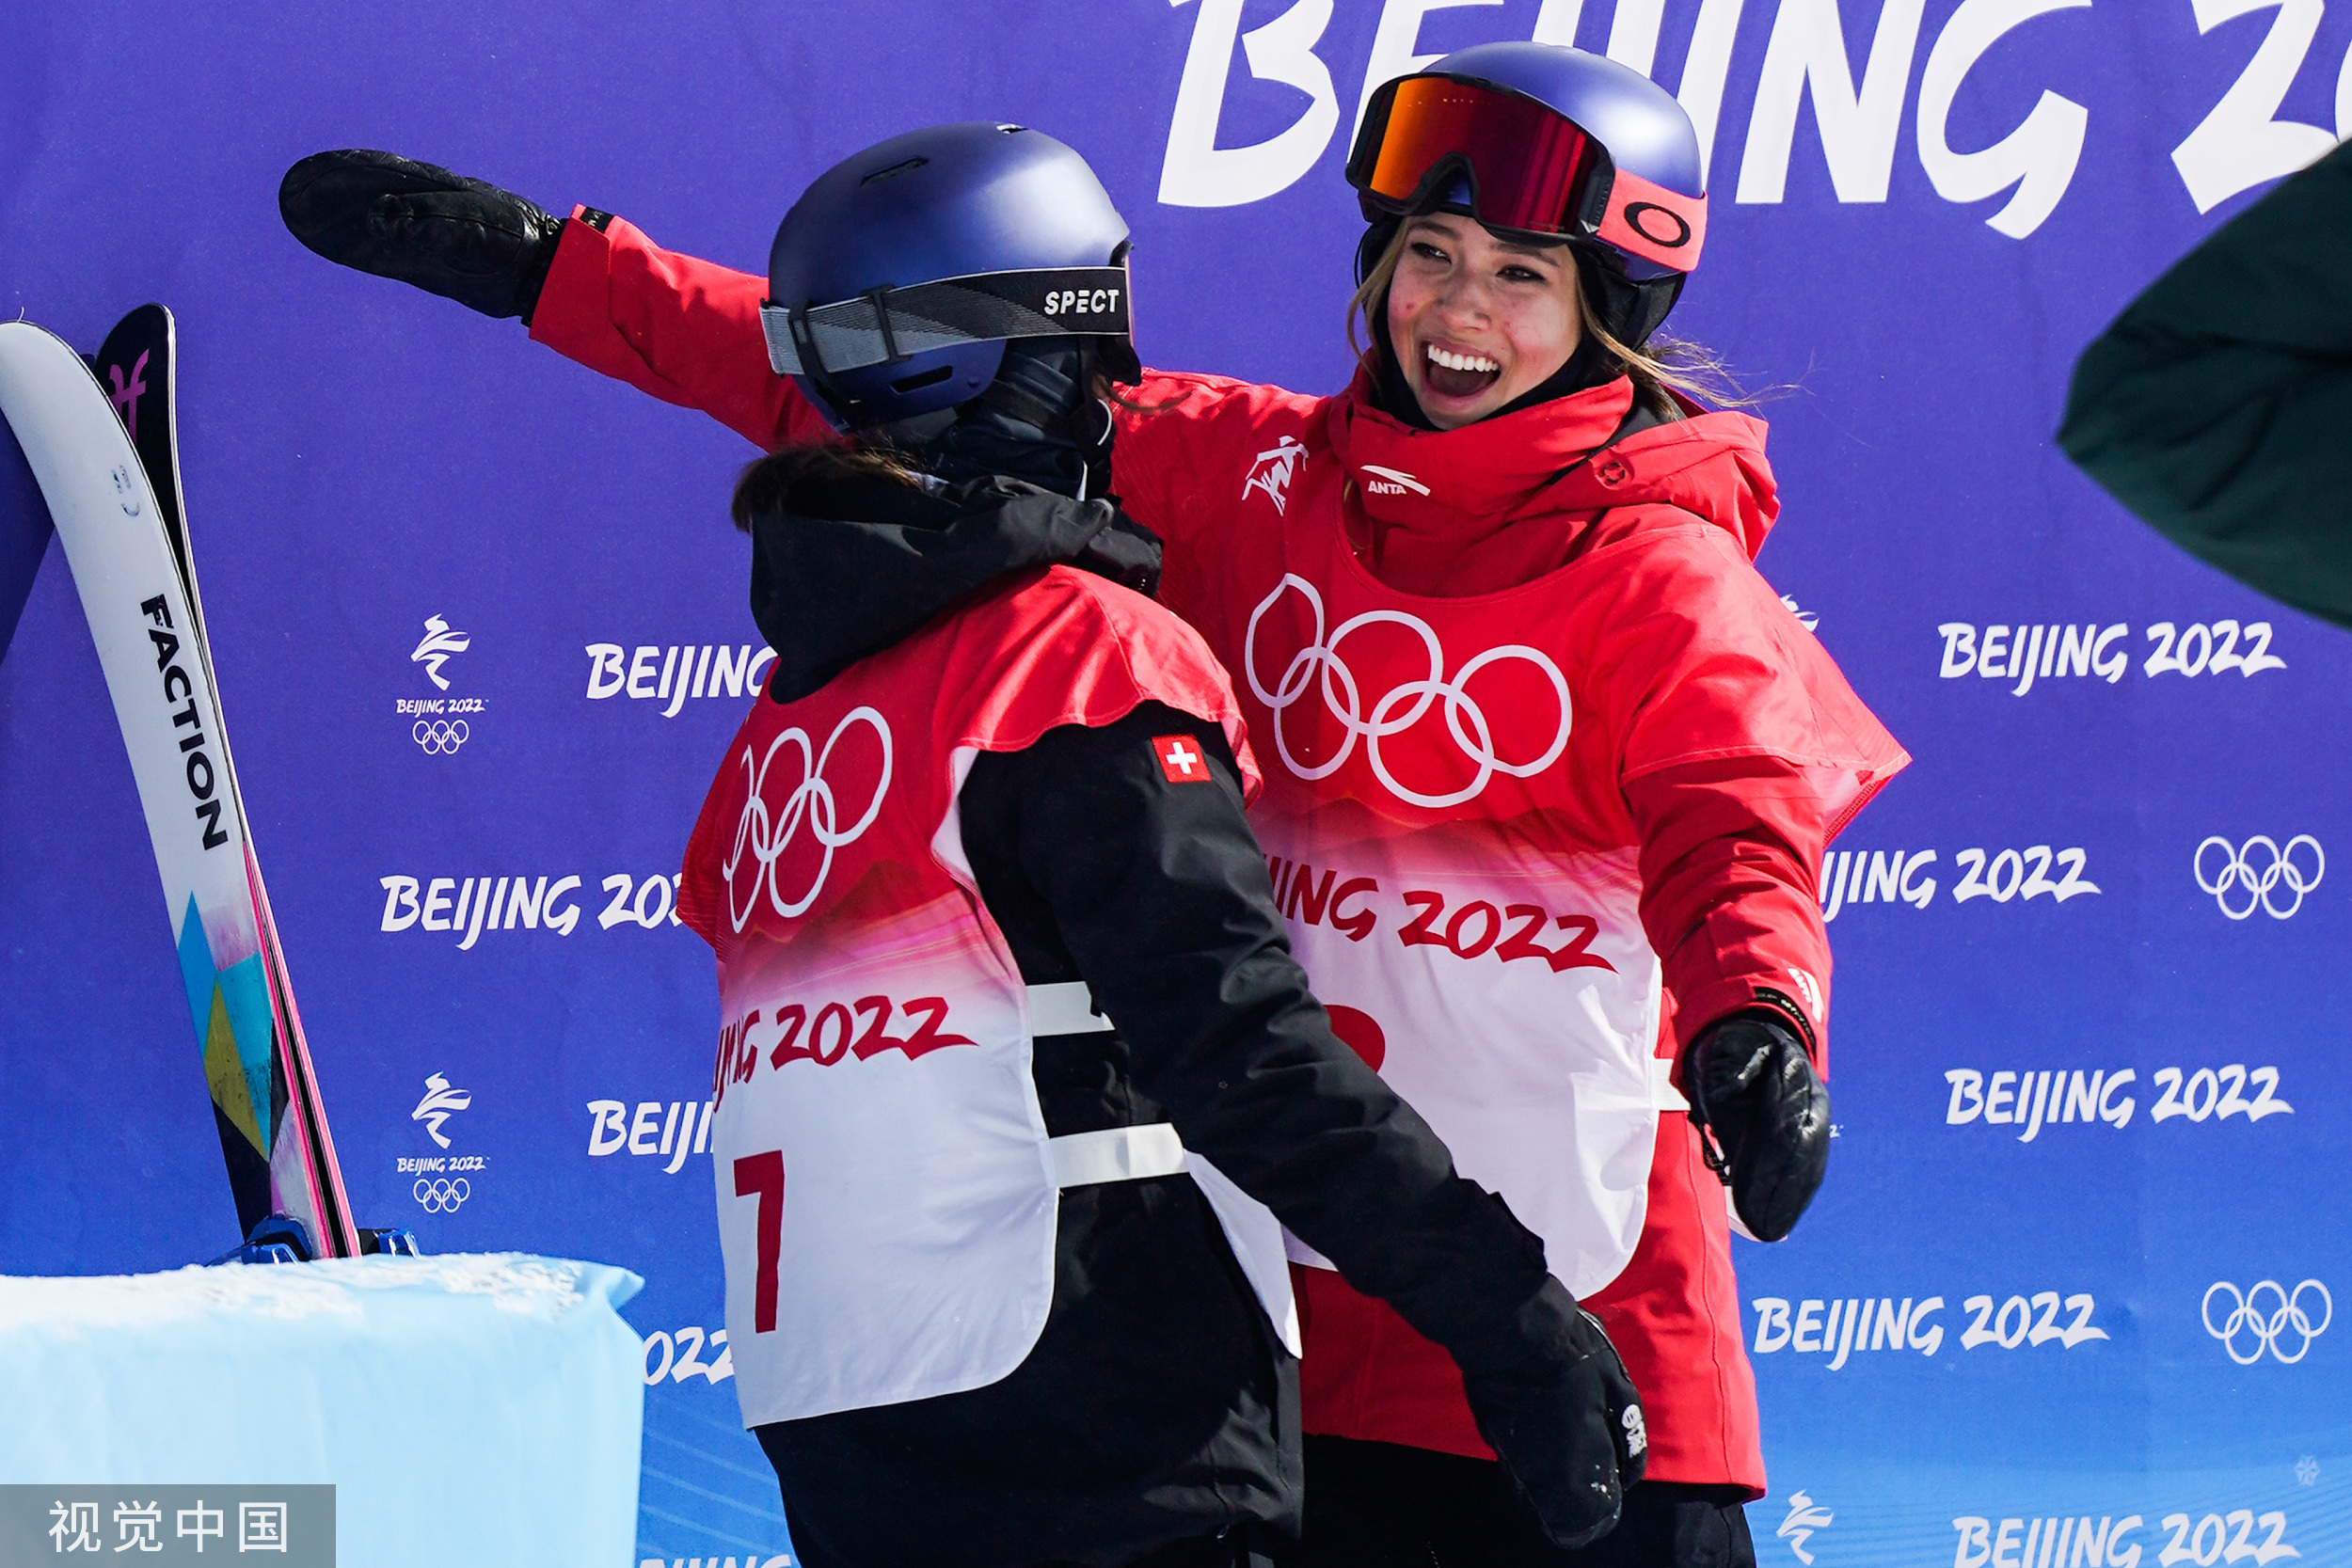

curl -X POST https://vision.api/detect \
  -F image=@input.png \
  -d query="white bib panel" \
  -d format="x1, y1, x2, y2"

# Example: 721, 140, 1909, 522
1263, 824, 1663, 1298
712, 923, 1298, 1429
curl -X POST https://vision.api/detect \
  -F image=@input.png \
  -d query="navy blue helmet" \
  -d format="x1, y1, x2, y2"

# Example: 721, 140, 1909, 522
762, 122, 1137, 431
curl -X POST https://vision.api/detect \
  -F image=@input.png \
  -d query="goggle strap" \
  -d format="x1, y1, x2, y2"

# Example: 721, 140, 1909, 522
1595, 168, 1707, 274
761, 265, 1131, 377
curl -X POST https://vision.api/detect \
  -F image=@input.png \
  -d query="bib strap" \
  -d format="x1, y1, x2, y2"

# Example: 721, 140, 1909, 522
1652, 1056, 1688, 1113
1049, 1123, 1187, 1188
1027, 980, 1113, 1036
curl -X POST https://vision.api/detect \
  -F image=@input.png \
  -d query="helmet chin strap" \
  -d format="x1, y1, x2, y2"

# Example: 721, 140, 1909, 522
903, 339, 1116, 501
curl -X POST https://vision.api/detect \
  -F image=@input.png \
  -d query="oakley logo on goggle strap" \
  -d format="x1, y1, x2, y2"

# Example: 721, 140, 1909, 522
758, 266, 1131, 378
1597, 170, 1708, 273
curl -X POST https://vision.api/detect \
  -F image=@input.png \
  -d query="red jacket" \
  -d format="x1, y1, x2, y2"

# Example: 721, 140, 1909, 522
530, 212, 1907, 1495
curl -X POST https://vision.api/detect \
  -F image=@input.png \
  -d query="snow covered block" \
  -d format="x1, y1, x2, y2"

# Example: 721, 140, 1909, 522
0, 1254, 644, 1566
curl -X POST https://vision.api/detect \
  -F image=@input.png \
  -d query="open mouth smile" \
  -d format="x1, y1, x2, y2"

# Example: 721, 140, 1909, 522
1422, 342, 1502, 402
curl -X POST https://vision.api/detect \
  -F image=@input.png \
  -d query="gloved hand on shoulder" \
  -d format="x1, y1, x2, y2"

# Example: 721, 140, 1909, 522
1683, 1010, 1831, 1243
278, 150, 566, 323
1453, 1269, 1647, 1550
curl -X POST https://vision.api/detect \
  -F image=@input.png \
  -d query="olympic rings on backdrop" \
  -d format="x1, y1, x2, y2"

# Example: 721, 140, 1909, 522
413, 1178, 470, 1213
1243, 575, 1571, 809
412, 720, 469, 754
2203, 1279, 2330, 1364
723, 707, 893, 931
2194, 834, 2324, 920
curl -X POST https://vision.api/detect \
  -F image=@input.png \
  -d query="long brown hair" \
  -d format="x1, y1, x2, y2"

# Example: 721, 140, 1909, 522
729, 443, 923, 533
1344, 219, 1754, 417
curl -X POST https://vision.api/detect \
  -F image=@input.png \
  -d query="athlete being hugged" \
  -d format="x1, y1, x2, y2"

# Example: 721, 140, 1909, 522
286, 125, 1647, 1568
283, 50, 1904, 1567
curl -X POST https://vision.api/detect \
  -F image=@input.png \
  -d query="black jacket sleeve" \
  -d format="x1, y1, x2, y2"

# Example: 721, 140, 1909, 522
2058, 141, 2352, 627
962, 703, 1647, 1548
961, 702, 1550, 1355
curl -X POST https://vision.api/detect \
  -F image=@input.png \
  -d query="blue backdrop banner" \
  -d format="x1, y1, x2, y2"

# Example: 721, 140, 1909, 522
4, 3, 2348, 1564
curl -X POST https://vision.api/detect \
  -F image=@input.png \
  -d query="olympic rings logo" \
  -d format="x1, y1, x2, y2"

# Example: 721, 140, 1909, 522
413, 1178, 470, 1212
2194, 834, 2324, 920
723, 707, 892, 932
1242, 575, 1571, 809
412, 720, 469, 754
2203, 1279, 2330, 1364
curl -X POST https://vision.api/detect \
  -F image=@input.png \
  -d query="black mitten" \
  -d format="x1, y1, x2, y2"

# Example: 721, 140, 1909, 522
1455, 1277, 1648, 1550
1683, 1012, 1832, 1243
278, 150, 565, 323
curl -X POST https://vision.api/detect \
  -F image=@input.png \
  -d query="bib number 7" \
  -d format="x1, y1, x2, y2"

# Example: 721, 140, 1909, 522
734, 1150, 785, 1334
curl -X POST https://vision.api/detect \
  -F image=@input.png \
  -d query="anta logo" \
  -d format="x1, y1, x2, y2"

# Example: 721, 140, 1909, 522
1359, 463, 1429, 498
1242, 436, 1309, 515
410, 1071, 473, 1148
411, 614, 470, 690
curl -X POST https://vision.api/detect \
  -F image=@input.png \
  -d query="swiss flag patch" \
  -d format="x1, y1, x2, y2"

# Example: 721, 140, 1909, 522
1152, 734, 1210, 783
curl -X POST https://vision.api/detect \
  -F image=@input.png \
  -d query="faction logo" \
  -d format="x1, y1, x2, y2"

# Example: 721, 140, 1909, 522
1243, 436, 1308, 515
397, 613, 486, 754
1776, 1491, 1833, 1564
410, 1071, 472, 1148
397, 1069, 485, 1212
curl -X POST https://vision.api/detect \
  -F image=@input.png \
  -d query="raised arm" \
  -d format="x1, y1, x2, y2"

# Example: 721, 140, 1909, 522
279, 150, 830, 451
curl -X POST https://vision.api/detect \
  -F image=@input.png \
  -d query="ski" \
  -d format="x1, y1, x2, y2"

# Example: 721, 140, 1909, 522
0, 308, 360, 1259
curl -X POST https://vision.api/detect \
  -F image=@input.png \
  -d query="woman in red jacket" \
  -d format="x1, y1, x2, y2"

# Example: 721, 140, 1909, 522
283, 43, 1903, 1567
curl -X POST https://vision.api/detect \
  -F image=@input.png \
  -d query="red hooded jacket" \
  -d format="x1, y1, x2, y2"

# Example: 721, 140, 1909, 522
530, 212, 1907, 1495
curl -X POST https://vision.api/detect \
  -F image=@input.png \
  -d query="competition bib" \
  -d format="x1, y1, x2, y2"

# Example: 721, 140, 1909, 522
679, 567, 1291, 1427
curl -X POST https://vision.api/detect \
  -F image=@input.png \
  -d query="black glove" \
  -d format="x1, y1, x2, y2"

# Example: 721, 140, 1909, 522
1683, 1012, 1831, 1243
1454, 1276, 1647, 1549
278, 150, 565, 323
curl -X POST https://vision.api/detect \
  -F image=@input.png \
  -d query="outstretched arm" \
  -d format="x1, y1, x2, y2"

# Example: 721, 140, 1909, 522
279, 150, 829, 451
527, 209, 828, 451
2059, 142, 2352, 628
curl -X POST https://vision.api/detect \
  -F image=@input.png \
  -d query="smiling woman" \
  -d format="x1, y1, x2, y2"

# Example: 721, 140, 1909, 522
1347, 213, 1741, 433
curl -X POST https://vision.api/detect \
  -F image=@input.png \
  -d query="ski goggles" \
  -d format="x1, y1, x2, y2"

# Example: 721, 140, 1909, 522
1347, 73, 1708, 274
758, 265, 1132, 377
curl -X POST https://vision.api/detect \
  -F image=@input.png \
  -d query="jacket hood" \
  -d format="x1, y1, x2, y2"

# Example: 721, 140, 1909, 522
746, 468, 1162, 703
1326, 363, 1779, 581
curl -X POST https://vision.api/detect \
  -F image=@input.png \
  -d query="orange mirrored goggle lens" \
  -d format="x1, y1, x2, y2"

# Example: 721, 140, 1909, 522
1361, 76, 1603, 237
